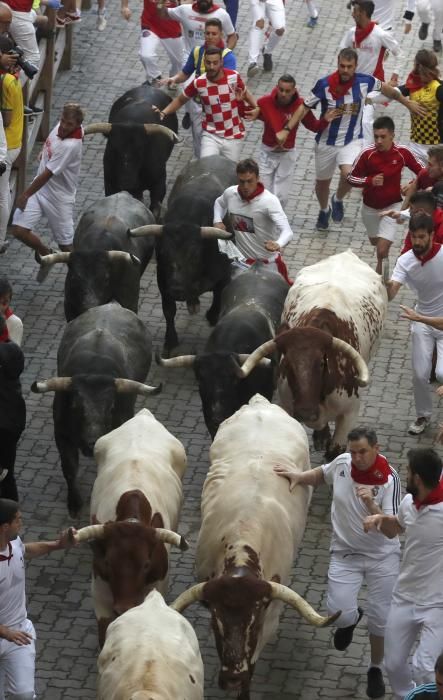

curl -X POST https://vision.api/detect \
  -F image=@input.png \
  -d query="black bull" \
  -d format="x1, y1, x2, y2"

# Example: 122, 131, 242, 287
31, 304, 160, 516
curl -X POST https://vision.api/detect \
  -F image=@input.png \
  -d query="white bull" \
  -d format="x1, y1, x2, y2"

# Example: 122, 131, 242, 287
97, 589, 204, 700
236, 250, 388, 459
72, 408, 188, 645
171, 395, 339, 700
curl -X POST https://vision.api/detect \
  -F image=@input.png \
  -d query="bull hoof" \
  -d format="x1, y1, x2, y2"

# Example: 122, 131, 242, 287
186, 301, 200, 315
67, 491, 83, 519
324, 443, 346, 462
312, 426, 331, 452
206, 308, 219, 327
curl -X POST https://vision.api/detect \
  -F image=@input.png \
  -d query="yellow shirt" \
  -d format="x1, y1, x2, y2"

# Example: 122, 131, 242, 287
410, 79, 442, 145
0, 73, 24, 150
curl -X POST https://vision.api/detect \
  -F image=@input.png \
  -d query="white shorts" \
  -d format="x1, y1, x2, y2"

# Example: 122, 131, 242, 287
362, 202, 401, 242
250, 0, 285, 30
315, 140, 363, 180
200, 131, 243, 162
12, 191, 75, 245
0, 618, 36, 698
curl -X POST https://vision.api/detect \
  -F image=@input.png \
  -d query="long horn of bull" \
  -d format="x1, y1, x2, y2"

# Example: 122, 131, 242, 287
170, 583, 206, 612
154, 527, 189, 551
143, 123, 178, 142
31, 377, 73, 394
107, 251, 141, 265
129, 224, 164, 237
156, 352, 196, 369
236, 339, 277, 378
236, 354, 271, 367
73, 524, 106, 542
200, 226, 232, 240
114, 379, 163, 396
330, 337, 369, 387
269, 582, 341, 627
83, 122, 112, 136
37, 252, 71, 267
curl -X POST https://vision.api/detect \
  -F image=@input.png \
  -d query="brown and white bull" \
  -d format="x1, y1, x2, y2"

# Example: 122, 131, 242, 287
171, 394, 339, 700
97, 589, 204, 700
236, 250, 388, 459
73, 408, 188, 645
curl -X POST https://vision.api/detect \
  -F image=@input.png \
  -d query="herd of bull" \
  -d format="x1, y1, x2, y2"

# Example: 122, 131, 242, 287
29, 83, 390, 698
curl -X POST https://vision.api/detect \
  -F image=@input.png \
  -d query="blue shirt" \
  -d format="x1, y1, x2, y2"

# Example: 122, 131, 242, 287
182, 46, 236, 77
404, 683, 439, 700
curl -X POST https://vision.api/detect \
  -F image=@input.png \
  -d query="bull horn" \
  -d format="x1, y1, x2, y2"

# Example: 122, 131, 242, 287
156, 351, 196, 369
237, 354, 271, 367
107, 251, 141, 265
236, 339, 277, 379
143, 123, 178, 142
31, 377, 72, 393
114, 379, 162, 396
200, 226, 232, 240
129, 224, 164, 237
330, 337, 369, 387
37, 252, 71, 267
73, 524, 106, 542
154, 527, 189, 551
83, 122, 112, 136
269, 582, 341, 627
170, 583, 206, 612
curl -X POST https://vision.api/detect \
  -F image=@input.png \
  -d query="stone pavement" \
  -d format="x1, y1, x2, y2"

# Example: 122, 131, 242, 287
0, 0, 440, 697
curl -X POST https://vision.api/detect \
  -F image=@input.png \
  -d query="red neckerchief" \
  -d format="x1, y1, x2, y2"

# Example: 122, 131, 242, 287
238, 182, 265, 202
57, 125, 83, 140
413, 478, 443, 510
0, 307, 12, 343
0, 542, 13, 565
327, 71, 355, 100
405, 70, 425, 93
413, 241, 441, 265
191, 2, 220, 11
354, 20, 376, 47
351, 454, 391, 485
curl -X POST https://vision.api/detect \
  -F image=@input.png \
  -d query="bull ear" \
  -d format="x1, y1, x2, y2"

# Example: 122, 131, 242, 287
146, 541, 168, 584
151, 512, 164, 529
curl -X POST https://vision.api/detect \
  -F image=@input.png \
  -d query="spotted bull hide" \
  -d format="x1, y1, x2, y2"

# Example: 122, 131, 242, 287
97, 590, 203, 700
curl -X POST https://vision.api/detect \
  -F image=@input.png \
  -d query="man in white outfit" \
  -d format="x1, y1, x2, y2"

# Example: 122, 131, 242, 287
0, 498, 75, 700
247, 0, 285, 77
275, 426, 401, 700
213, 158, 294, 282
364, 447, 443, 700
385, 211, 443, 435
159, 0, 236, 53
403, 0, 443, 53
340, 0, 403, 144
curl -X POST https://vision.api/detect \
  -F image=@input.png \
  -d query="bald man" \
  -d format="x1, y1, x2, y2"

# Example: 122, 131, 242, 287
0, 3, 18, 70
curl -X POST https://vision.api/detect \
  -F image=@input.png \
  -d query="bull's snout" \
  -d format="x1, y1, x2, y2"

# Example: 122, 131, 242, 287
218, 669, 248, 692
80, 441, 96, 457
294, 408, 320, 423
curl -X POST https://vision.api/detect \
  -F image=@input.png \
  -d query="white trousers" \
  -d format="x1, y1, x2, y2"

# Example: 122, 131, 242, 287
139, 31, 186, 82
0, 147, 21, 245
248, 0, 285, 64
200, 132, 243, 162
258, 146, 297, 210
408, 141, 431, 163
411, 321, 443, 419
416, 0, 443, 39
327, 552, 400, 636
384, 598, 443, 699
189, 99, 203, 158
0, 619, 36, 700
9, 11, 40, 66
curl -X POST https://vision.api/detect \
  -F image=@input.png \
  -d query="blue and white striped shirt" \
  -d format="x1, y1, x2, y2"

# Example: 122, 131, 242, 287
404, 682, 439, 700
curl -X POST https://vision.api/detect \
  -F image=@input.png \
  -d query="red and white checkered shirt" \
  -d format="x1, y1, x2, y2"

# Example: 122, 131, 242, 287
184, 68, 245, 140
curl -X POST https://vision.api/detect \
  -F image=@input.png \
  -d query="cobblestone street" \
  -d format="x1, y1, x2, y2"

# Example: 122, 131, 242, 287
0, 0, 439, 697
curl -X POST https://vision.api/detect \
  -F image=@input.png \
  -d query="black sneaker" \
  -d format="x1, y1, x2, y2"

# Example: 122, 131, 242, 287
434, 39, 442, 52
182, 112, 191, 129
366, 667, 385, 699
419, 22, 429, 39
333, 607, 363, 651
263, 53, 273, 71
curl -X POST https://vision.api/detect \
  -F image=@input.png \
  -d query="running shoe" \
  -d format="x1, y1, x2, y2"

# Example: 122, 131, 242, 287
247, 62, 260, 78
408, 417, 429, 435
331, 193, 344, 222
316, 207, 331, 230
306, 15, 318, 28
263, 53, 273, 71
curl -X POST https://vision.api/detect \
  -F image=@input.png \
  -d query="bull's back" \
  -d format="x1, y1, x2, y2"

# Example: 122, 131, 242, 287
168, 156, 236, 207
97, 591, 203, 700
109, 85, 178, 134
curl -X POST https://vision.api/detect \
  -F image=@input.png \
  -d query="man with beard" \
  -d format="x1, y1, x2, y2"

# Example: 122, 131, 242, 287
277, 48, 426, 231
274, 426, 401, 699
364, 448, 443, 700
385, 212, 443, 434
154, 47, 255, 161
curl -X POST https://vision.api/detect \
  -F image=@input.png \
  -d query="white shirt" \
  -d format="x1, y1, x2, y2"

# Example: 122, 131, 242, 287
0, 537, 27, 627
322, 453, 401, 559
0, 112, 6, 163
166, 5, 234, 51
37, 123, 83, 204
373, 0, 395, 30
394, 494, 443, 606
339, 23, 403, 77
391, 247, 443, 316
213, 185, 293, 261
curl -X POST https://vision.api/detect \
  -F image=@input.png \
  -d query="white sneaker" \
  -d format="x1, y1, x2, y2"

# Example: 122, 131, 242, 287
408, 417, 429, 435
96, 12, 107, 30
247, 62, 260, 78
